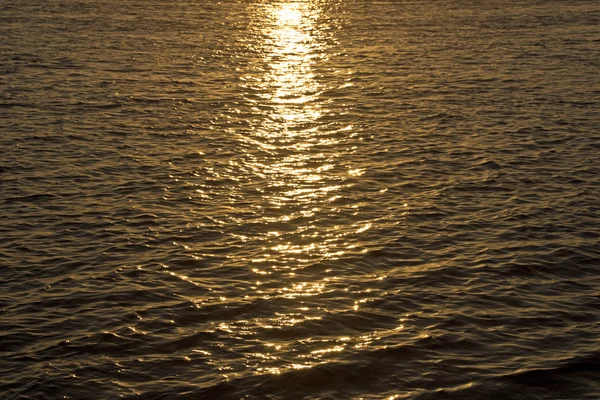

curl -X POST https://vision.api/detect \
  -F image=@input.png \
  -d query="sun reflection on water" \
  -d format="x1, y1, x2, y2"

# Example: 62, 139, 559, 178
204, 1, 398, 377
242, 1, 354, 269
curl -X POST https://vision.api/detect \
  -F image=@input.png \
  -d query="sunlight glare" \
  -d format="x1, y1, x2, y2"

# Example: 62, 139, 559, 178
276, 4, 303, 26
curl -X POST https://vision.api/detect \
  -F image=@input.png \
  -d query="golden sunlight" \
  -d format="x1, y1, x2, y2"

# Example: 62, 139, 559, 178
267, 3, 320, 113
275, 3, 303, 26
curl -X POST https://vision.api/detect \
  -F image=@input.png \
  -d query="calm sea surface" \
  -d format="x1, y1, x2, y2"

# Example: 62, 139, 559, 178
1, 0, 599, 399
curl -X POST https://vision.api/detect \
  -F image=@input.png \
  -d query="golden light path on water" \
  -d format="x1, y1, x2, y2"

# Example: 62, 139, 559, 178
208, 1, 399, 376
186, 2, 412, 381
244, 2, 349, 275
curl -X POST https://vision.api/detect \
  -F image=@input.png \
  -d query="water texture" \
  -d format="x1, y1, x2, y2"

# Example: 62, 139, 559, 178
1, 0, 599, 399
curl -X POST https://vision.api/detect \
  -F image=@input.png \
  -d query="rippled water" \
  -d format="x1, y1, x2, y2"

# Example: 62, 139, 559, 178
1, 0, 599, 399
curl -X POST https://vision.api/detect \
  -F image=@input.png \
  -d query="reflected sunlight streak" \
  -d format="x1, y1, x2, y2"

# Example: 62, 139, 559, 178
232, 1, 378, 377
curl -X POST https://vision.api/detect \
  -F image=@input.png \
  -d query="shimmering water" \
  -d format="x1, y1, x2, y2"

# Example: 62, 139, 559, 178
1, 0, 599, 399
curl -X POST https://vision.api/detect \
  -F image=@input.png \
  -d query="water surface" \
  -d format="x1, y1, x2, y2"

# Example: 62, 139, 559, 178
1, 0, 599, 399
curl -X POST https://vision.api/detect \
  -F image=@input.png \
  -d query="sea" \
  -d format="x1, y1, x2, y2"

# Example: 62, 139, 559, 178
1, 0, 599, 399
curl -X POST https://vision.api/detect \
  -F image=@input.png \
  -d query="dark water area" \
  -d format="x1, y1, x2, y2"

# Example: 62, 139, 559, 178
1, 0, 599, 399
